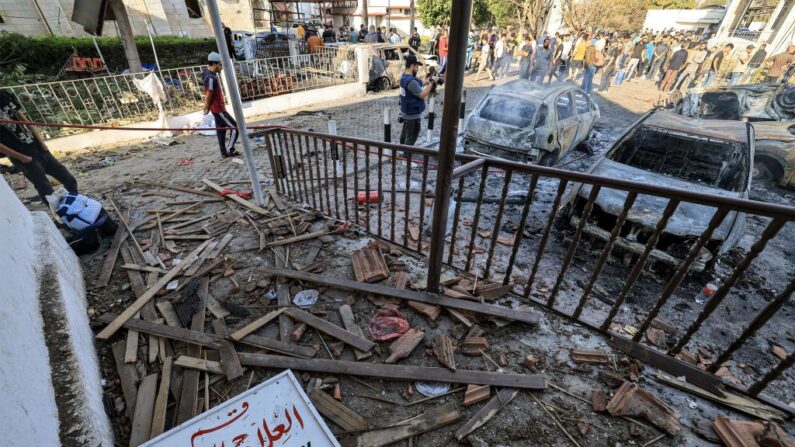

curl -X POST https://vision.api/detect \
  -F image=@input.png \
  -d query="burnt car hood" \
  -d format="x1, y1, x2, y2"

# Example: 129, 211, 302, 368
678, 84, 795, 121
581, 159, 743, 239
464, 114, 535, 151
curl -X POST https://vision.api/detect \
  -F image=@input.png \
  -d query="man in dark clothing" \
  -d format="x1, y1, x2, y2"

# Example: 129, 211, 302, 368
399, 55, 434, 146
408, 28, 422, 53
531, 38, 553, 83
703, 43, 732, 87
223, 23, 235, 60
660, 43, 688, 92
0, 90, 78, 203
322, 24, 337, 43
626, 41, 645, 80
358, 24, 368, 42
202, 52, 239, 158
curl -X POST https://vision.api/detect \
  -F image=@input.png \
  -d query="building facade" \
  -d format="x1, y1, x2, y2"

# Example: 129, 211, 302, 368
642, 7, 726, 33
0, 0, 255, 37
714, 0, 795, 54
329, 0, 428, 37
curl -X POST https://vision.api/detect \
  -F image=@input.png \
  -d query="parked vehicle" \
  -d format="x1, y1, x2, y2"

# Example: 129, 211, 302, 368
463, 80, 600, 166
364, 44, 437, 91
564, 110, 754, 272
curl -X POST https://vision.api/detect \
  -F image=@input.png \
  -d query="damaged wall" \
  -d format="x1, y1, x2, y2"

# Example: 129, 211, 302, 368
0, 177, 113, 447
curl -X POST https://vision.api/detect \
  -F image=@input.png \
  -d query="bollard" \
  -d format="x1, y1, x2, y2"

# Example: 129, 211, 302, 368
383, 107, 391, 143
426, 94, 436, 146
328, 119, 342, 174
457, 89, 466, 152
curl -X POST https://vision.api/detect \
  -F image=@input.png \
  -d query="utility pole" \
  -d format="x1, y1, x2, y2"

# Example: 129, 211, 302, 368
205, 0, 266, 206
426, 0, 473, 292
409, 0, 415, 34
109, 0, 143, 72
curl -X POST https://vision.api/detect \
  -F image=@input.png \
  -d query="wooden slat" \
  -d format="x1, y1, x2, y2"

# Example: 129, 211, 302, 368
263, 267, 540, 326
121, 264, 167, 274
277, 284, 294, 343
112, 340, 139, 417
284, 308, 375, 352
182, 238, 217, 277
139, 181, 219, 198
206, 295, 230, 319
308, 389, 367, 432
212, 319, 244, 381
262, 230, 330, 249
97, 239, 213, 339
120, 243, 147, 298
239, 354, 547, 389
150, 357, 173, 438
175, 355, 224, 374
129, 373, 159, 446
455, 388, 519, 440
206, 233, 233, 260
351, 403, 460, 447
96, 212, 128, 287
203, 178, 269, 216
98, 314, 220, 348
235, 333, 317, 359
228, 308, 285, 341
155, 301, 182, 328
176, 277, 208, 424
338, 304, 372, 360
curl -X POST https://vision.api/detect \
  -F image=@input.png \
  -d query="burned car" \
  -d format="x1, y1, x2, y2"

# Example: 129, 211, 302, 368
463, 81, 599, 166
671, 83, 795, 189
564, 110, 753, 271
365, 44, 436, 91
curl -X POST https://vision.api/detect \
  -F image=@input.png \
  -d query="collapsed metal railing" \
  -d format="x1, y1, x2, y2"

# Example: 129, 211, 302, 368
261, 126, 795, 413
0, 47, 356, 140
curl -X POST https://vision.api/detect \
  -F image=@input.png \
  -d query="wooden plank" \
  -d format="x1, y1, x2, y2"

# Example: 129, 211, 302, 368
96, 210, 128, 287
140, 200, 208, 230
455, 388, 520, 440
235, 333, 317, 359
138, 181, 218, 198
175, 355, 224, 374
238, 354, 546, 389
277, 284, 294, 343
308, 389, 368, 432
125, 326, 139, 363
121, 264, 167, 274
155, 301, 182, 328
150, 357, 173, 439
206, 233, 233, 260
97, 239, 212, 339
182, 238, 217, 277
284, 308, 375, 352
176, 277, 208, 424
203, 178, 269, 216
212, 319, 244, 381
351, 244, 389, 283
338, 304, 371, 360
385, 328, 425, 363
164, 234, 212, 241
350, 403, 460, 447
262, 267, 540, 326
269, 186, 286, 211
228, 308, 286, 341
120, 243, 147, 298
98, 314, 221, 349
129, 373, 159, 447
164, 214, 213, 232
206, 294, 230, 319
262, 230, 330, 249
112, 340, 139, 417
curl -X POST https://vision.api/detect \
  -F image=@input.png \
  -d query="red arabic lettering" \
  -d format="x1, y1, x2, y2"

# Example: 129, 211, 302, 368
190, 402, 250, 447
256, 405, 305, 447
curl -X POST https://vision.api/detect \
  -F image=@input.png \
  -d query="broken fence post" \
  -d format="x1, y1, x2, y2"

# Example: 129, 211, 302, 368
426, 94, 436, 146
328, 119, 344, 173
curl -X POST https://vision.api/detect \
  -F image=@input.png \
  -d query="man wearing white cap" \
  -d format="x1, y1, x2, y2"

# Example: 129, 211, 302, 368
203, 52, 239, 158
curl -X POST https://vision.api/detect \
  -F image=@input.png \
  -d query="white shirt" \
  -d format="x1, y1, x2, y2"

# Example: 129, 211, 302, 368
495, 40, 505, 58
561, 41, 572, 59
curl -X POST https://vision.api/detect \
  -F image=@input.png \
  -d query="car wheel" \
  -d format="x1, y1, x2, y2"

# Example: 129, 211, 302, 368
752, 159, 783, 183
377, 77, 391, 91
539, 152, 558, 167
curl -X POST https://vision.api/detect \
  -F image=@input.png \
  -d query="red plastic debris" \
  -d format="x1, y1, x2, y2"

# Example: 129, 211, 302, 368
368, 308, 410, 341
357, 191, 380, 204
219, 188, 253, 199
334, 221, 351, 234
178, 158, 193, 166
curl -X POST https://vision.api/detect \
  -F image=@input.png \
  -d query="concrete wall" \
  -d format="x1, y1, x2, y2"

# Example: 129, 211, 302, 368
642, 8, 725, 32
715, 0, 795, 54
0, 177, 113, 447
48, 81, 366, 152
0, 0, 254, 37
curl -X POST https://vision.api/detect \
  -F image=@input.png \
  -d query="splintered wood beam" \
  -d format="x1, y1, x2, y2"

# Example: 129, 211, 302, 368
261, 267, 540, 326
283, 308, 375, 352
238, 354, 546, 390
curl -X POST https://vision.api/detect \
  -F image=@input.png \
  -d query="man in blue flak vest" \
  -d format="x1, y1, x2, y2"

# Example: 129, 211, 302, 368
398, 55, 435, 147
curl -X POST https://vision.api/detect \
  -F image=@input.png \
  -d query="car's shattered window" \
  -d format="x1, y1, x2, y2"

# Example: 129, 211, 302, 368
611, 127, 748, 191
479, 98, 537, 128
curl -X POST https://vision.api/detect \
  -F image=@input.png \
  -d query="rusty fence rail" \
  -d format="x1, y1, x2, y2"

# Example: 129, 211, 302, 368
260, 126, 795, 413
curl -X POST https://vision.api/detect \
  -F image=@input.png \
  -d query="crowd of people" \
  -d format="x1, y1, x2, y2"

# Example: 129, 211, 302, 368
449, 26, 795, 95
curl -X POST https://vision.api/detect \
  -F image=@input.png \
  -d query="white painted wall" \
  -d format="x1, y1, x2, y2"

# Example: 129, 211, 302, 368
642, 8, 725, 33
0, 177, 113, 447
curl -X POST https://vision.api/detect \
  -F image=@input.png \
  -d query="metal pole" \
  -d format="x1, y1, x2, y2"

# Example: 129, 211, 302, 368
383, 107, 391, 143
91, 36, 112, 75
145, 20, 161, 70
426, 0, 472, 293
205, 0, 266, 206
425, 95, 435, 144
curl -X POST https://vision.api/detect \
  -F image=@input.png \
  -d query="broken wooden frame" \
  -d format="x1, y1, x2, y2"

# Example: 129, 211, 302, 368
258, 126, 795, 415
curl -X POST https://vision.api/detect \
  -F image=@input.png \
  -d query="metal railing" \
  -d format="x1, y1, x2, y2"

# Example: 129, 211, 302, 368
0, 47, 357, 140
260, 126, 795, 414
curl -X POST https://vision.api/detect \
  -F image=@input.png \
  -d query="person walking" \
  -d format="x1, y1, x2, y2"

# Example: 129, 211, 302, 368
745, 43, 767, 81
358, 24, 368, 42
439, 30, 449, 70
571, 33, 587, 78
399, 55, 434, 146
518, 34, 533, 79
660, 43, 688, 92
703, 43, 733, 87
0, 90, 79, 203
675, 41, 707, 90
647, 37, 669, 80
581, 40, 597, 94
389, 28, 401, 45
625, 39, 644, 80
598, 41, 619, 92
531, 38, 553, 83
731, 45, 754, 85
763, 45, 795, 83
475, 37, 495, 81
364, 25, 378, 43
202, 52, 239, 158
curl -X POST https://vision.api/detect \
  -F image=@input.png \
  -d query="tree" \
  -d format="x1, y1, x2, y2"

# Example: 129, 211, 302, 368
108, 0, 142, 72
483, 0, 554, 35
649, 0, 696, 8
416, 0, 491, 28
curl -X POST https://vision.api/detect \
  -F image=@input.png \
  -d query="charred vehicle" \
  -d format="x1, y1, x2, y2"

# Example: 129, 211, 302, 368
672, 83, 795, 189
564, 111, 753, 272
463, 81, 599, 166
365, 44, 436, 91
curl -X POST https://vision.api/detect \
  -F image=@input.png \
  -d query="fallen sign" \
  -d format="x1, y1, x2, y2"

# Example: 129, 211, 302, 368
141, 370, 339, 447
260, 267, 540, 326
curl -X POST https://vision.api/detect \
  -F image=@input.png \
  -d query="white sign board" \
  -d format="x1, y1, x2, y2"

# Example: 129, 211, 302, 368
142, 370, 340, 447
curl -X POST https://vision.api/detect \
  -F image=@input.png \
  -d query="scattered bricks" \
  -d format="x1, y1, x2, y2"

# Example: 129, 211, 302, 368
290, 322, 307, 342
715, 366, 730, 377
606, 382, 681, 436
461, 337, 490, 356
592, 390, 607, 412
651, 318, 676, 334
474, 283, 513, 299
385, 329, 425, 363
393, 271, 409, 290
351, 243, 390, 283
408, 302, 442, 321
496, 235, 515, 246
443, 287, 478, 302
645, 327, 668, 349
524, 355, 539, 370
570, 349, 609, 365
330, 341, 345, 358
676, 349, 698, 365
332, 384, 341, 400
712, 416, 795, 447
629, 360, 641, 382
434, 335, 457, 371
599, 370, 627, 388
577, 420, 590, 435
463, 384, 491, 406
772, 345, 787, 360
